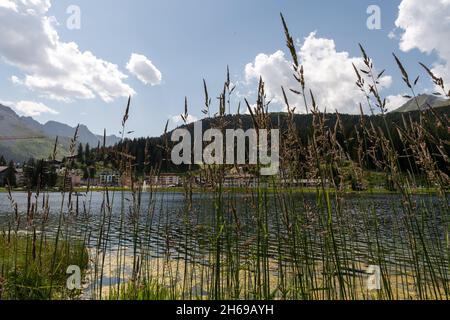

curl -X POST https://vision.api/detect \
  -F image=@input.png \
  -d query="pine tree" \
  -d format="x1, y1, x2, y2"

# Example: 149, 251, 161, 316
85, 143, 91, 164
0, 155, 6, 166
47, 165, 58, 188
6, 161, 17, 187
77, 143, 84, 163
83, 166, 89, 180
24, 158, 36, 188
89, 166, 96, 179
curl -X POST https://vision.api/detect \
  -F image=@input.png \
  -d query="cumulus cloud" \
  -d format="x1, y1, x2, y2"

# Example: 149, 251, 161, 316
13, 100, 58, 117
396, 0, 450, 89
244, 32, 392, 114
126, 53, 162, 86
386, 94, 409, 111
0, 0, 18, 11
0, 0, 135, 102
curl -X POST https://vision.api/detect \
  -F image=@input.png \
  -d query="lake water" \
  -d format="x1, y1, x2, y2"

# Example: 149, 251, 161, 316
0, 191, 447, 261
1, 191, 448, 298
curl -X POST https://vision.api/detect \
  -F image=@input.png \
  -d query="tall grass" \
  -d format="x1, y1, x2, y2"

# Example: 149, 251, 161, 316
0, 14, 449, 301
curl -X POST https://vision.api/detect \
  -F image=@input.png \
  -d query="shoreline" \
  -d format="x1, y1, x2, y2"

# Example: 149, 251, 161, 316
1, 186, 446, 196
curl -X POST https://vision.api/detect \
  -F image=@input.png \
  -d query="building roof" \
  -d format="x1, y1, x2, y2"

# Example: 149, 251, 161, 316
0, 166, 8, 173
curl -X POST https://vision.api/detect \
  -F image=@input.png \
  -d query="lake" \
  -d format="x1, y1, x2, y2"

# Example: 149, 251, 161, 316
1, 191, 448, 299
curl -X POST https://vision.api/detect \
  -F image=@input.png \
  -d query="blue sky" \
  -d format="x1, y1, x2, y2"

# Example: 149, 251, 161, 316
0, 0, 447, 137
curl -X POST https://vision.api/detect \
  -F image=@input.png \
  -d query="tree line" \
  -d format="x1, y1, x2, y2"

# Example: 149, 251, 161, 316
101, 107, 450, 178
0, 155, 58, 189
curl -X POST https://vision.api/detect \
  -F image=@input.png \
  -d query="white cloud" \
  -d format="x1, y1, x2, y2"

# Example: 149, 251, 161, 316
396, 0, 450, 89
170, 114, 198, 127
0, 99, 14, 106
244, 32, 392, 114
13, 100, 58, 117
126, 53, 162, 86
0, 0, 135, 102
10, 75, 20, 84
388, 29, 398, 40
0, 0, 17, 11
386, 94, 409, 111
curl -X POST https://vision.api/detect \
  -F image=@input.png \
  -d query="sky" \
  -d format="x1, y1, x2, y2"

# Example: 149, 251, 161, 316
0, 0, 449, 138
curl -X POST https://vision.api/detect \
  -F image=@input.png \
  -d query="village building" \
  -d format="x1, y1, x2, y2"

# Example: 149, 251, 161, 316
223, 173, 258, 188
56, 168, 83, 188
279, 178, 324, 187
147, 173, 181, 188
99, 171, 120, 186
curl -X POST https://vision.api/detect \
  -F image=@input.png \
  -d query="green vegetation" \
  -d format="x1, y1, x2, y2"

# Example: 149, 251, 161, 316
101, 14, 448, 300
107, 107, 450, 178
0, 139, 68, 163
107, 281, 175, 300
0, 14, 449, 301
0, 234, 88, 300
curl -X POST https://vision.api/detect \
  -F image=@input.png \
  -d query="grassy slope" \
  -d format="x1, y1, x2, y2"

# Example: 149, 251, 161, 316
0, 138, 69, 162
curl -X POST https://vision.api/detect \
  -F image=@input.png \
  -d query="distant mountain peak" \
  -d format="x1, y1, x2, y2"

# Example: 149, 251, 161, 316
0, 102, 121, 161
393, 94, 450, 113
41, 119, 120, 146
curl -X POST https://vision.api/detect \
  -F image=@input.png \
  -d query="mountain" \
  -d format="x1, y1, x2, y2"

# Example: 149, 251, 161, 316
0, 104, 66, 161
0, 104, 39, 138
393, 94, 450, 113
40, 121, 121, 147
0, 104, 120, 162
